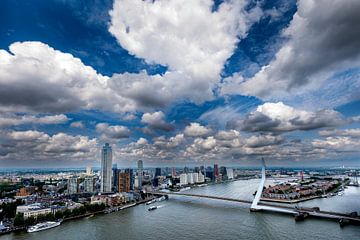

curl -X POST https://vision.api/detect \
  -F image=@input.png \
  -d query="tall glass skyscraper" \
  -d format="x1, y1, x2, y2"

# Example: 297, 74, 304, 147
101, 143, 112, 193
137, 160, 143, 190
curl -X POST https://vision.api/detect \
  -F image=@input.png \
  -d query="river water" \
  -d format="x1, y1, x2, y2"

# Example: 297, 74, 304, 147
2, 179, 360, 240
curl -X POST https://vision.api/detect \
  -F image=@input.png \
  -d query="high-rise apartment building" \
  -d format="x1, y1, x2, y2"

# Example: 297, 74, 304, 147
112, 164, 119, 192
67, 177, 78, 194
118, 172, 130, 192
84, 177, 95, 193
125, 168, 134, 190
101, 143, 112, 193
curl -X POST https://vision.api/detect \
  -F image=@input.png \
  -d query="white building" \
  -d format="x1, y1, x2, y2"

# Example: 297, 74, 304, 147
187, 173, 194, 184
180, 173, 188, 186
101, 143, 112, 193
227, 168, 234, 180
16, 204, 52, 219
198, 172, 205, 183
192, 173, 199, 183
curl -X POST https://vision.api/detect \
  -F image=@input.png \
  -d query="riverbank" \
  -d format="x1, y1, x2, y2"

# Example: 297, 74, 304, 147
0, 197, 155, 236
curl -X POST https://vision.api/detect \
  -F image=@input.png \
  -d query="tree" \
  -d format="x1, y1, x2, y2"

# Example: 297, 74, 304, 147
25, 216, 36, 226
13, 214, 25, 226
55, 211, 64, 220
63, 209, 72, 218
45, 213, 55, 221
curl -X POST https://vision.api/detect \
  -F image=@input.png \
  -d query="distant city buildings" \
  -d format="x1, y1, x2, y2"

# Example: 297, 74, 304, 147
101, 143, 112, 193
179, 172, 205, 186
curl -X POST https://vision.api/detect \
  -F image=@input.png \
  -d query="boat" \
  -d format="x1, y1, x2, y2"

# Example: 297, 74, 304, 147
27, 221, 61, 233
146, 199, 156, 205
148, 206, 158, 211
156, 196, 166, 202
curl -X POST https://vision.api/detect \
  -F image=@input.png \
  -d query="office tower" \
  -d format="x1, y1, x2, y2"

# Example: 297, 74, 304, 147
112, 164, 119, 192
137, 160, 143, 190
86, 166, 92, 175
194, 166, 200, 173
172, 167, 176, 177
84, 177, 95, 193
227, 168, 234, 179
118, 172, 130, 192
206, 166, 214, 180
101, 143, 112, 193
125, 168, 134, 190
155, 168, 162, 177
67, 177, 78, 194
183, 166, 189, 173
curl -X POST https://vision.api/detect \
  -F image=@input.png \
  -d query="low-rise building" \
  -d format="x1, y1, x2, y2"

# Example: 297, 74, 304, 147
16, 204, 52, 219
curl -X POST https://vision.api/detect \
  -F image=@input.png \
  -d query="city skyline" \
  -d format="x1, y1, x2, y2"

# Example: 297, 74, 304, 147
0, 0, 360, 168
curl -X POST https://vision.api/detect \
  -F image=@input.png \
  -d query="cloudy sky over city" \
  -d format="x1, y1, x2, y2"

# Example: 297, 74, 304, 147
0, 0, 359, 167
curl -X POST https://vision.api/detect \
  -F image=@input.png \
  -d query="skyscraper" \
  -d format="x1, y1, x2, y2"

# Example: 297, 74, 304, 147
112, 164, 119, 192
101, 143, 112, 193
125, 168, 134, 190
137, 160, 143, 190
155, 167, 161, 177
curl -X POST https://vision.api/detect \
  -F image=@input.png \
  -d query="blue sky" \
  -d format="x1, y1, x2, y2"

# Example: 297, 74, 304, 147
0, 0, 359, 168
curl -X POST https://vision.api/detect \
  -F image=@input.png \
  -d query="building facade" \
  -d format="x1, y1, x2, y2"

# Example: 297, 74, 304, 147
137, 160, 143, 190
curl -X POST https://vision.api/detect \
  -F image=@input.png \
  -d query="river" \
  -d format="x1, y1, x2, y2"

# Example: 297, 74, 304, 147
2, 179, 360, 240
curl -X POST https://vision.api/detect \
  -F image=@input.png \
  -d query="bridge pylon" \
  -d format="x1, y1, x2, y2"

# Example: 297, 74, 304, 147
250, 158, 266, 211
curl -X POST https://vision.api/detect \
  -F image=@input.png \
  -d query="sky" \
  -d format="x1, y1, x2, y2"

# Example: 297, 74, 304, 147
0, 0, 359, 168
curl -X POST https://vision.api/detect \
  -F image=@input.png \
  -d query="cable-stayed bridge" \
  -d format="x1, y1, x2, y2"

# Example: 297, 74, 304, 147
150, 159, 360, 227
